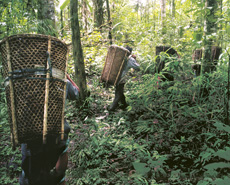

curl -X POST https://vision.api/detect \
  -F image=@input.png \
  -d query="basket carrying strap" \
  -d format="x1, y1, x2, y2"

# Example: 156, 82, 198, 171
5, 67, 65, 83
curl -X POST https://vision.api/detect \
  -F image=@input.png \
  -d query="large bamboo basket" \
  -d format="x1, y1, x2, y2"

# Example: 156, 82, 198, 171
101, 45, 130, 86
0, 34, 68, 147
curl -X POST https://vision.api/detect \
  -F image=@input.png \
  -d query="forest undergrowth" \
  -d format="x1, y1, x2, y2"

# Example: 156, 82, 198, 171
64, 59, 230, 185
1, 56, 230, 185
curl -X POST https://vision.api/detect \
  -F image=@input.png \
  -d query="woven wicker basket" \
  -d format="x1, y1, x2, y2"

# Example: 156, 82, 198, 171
101, 45, 130, 86
0, 34, 68, 147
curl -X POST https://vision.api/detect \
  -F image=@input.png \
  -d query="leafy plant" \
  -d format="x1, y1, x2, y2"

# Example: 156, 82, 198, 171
0, 77, 21, 184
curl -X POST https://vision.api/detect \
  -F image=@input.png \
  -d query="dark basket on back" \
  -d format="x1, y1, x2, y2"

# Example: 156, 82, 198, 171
0, 34, 68, 146
101, 45, 130, 86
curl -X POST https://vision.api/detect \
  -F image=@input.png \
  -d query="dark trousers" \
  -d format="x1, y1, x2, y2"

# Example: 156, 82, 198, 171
109, 83, 127, 111
20, 121, 70, 185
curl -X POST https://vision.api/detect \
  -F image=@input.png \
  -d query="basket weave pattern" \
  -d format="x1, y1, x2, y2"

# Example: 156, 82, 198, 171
101, 45, 130, 86
0, 34, 68, 144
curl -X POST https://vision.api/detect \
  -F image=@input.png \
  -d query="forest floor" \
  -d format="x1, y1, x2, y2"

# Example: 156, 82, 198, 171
1, 68, 229, 184
65, 72, 142, 184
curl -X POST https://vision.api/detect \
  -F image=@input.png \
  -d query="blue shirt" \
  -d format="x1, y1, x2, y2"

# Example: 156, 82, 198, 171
66, 80, 79, 100
119, 56, 140, 84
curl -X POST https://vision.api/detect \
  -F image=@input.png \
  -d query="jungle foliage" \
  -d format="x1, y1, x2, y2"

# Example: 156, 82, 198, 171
1, 0, 230, 184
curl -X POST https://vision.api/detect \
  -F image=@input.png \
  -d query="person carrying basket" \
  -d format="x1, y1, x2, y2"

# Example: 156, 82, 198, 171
20, 74, 79, 185
108, 46, 140, 111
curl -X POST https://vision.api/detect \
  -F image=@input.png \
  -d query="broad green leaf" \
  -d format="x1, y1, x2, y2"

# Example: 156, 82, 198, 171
197, 180, 209, 185
212, 177, 230, 185
226, 25, 230, 35
132, 162, 150, 175
92, 136, 99, 147
215, 147, 230, 161
157, 167, 167, 178
204, 162, 230, 170
60, 0, 70, 10
213, 122, 230, 133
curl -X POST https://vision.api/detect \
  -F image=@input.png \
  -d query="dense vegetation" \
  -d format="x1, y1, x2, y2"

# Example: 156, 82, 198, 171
1, 0, 230, 184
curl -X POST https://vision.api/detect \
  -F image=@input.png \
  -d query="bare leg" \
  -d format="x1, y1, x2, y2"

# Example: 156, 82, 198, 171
55, 152, 68, 185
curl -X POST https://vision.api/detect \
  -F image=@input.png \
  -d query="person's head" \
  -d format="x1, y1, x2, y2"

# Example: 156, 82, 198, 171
125, 46, 132, 54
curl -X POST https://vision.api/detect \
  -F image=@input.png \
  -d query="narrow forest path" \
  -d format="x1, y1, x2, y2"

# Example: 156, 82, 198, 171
65, 73, 141, 184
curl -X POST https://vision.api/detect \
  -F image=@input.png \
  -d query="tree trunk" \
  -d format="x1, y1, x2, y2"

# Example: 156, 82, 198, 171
82, 0, 88, 32
93, 0, 104, 28
6, 5, 10, 36
192, 49, 203, 76
37, 0, 56, 36
106, 0, 112, 45
169, 0, 175, 45
203, 0, 218, 73
192, 49, 203, 62
161, 0, 166, 26
61, 10, 64, 38
211, 46, 222, 70
146, 0, 150, 23
219, 0, 223, 47
161, 0, 166, 43
171, 0, 175, 18
153, 0, 156, 31
136, 0, 140, 23
26, 0, 35, 32
70, 0, 88, 101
